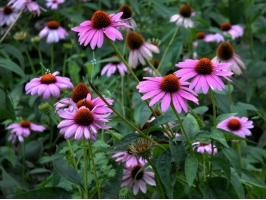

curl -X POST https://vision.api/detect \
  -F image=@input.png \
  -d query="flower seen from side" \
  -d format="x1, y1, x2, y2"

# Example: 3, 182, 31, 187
126, 31, 159, 68
25, 71, 74, 99
8, 0, 44, 16
57, 105, 111, 140
121, 164, 156, 195
193, 142, 218, 155
136, 74, 198, 113
118, 4, 137, 31
6, 120, 46, 143
101, 55, 127, 77
217, 116, 253, 139
143, 59, 159, 77
170, 4, 194, 28
175, 58, 233, 94
220, 22, 243, 40
112, 149, 146, 167
46, 0, 65, 10
39, 20, 68, 43
212, 41, 246, 75
193, 32, 224, 47
0, 6, 19, 26
71, 10, 131, 50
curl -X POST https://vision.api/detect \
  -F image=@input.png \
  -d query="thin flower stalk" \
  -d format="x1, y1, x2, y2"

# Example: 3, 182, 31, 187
145, 59, 161, 77
82, 137, 89, 198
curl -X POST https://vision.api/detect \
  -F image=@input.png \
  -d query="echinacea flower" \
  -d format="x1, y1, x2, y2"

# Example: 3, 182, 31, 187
121, 164, 156, 195
220, 22, 243, 40
170, 4, 194, 28
136, 74, 198, 113
8, 132, 24, 143
193, 142, 217, 155
126, 31, 159, 68
112, 149, 146, 167
39, 20, 68, 43
8, 0, 45, 16
101, 55, 127, 77
118, 4, 137, 31
143, 59, 159, 77
193, 32, 224, 47
0, 6, 19, 26
6, 120, 46, 142
212, 42, 246, 75
57, 105, 111, 140
71, 10, 131, 50
25, 71, 74, 99
175, 58, 233, 94
217, 116, 253, 139
45, 0, 64, 10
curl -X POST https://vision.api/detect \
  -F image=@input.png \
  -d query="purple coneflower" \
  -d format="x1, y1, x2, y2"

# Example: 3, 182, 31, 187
217, 116, 253, 139
6, 120, 46, 142
175, 58, 233, 94
121, 164, 156, 195
212, 42, 245, 75
118, 4, 137, 31
112, 150, 146, 167
25, 71, 74, 99
193, 142, 217, 155
170, 4, 194, 28
0, 6, 19, 26
45, 0, 65, 10
126, 31, 159, 68
220, 22, 243, 40
101, 55, 127, 77
71, 10, 131, 50
39, 20, 68, 43
136, 74, 198, 113
57, 105, 111, 140
8, 0, 44, 16
193, 32, 224, 47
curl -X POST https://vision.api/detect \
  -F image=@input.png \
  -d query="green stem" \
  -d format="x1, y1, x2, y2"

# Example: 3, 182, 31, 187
121, 75, 125, 117
62, 52, 67, 76
146, 59, 161, 76
209, 140, 214, 178
203, 154, 207, 181
188, 105, 204, 127
88, 140, 101, 198
196, 172, 203, 198
51, 44, 54, 72
106, 129, 121, 140
146, 158, 165, 198
157, 27, 179, 72
0, 11, 23, 44
82, 137, 89, 199
236, 141, 243, 168
208, 89, 217, 127
36, 44, 44, 75
227, 81, 233, 104
25, 48, 36, 76
22, 141, 26, 183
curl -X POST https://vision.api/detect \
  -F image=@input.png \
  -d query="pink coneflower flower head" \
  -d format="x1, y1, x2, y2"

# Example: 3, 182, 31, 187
170, 4, 194, 28
220, 22, 243, 40
0, 6, 19, 26
25, 71, 74, 100
46, 0, 65, 10
193, 32, 224, 47
112, 149, 146, 167
175, 58, 233, 94
8, 0, 44, 16
217, 116, 253, 139
8, 132, 24, 143
6, 120, 46, 140
121, 164, 156, 195
118, 4, 137, 31
136, 74, 199, 113
57, 105, 111, 140
193, 142, 217, 155
71, 10, 131, 50
101, 55, 127, 77
212, 42, 246, 75
126, 31, 159, 68
39, 20, 68, 43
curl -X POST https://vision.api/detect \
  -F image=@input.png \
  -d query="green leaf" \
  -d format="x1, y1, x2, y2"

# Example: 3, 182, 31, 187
192, 106, 209, 115
68, 60, 80, 86
183, 113, 200, 139
193, 17, 210, 26
0, 58, 25, 77
173, 181, 185, 198
110, 133, 140, 152
231, 168, 245, 199
210, 128, 228, 147
210, 157, 231, 187
156, 150, 173, 198
258, 130, 266, 148
25, 140, 43, 161
241, 168, 266, 188
230, 104, 248, 117
101, 163, 123, 199
153, 144, 169, 159
0, 44, 24, 69
54, 158, 83, 189
0, 166, 21, 197
169, 140, 186, 166
148, 115, 176, 128
185, 155, 198, 187
202, 177, 238, 198
237, 102, 257, 111
139, 102, 152, 129
8, 187, 72, 199
29, 168, 51, 174
0, 89, 15, 120
216, 113, 237, 124
222, 147, 241, 176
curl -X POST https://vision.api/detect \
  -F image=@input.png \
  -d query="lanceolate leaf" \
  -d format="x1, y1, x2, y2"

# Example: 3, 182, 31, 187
139, 101, 152, 129
210, 157, 231, 187
0, 44, 25, 69
185, 155, 198, 187
169, 140, 186, 166
222, 147, 241, 176
148, 115, 177, 128
0, 58, 25, 77
183, 113, 200, 139
110, 133, 140, 152
241, 168, 266, 188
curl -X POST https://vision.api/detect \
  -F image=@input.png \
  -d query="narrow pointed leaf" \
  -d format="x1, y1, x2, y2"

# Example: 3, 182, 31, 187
185, 155, 198, 187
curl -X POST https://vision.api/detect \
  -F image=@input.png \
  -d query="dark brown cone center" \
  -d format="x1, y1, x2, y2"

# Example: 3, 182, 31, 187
74, 108, 94, 126
3, 6, 13, 15
216, 42, 234, 61
91, 10, 111, 29
119, 5, 132, 19
21, 120, 31, 128
71, 83, 92, 103
131, 164, 144, 180
47, 20, 60, 29
179, 5, 192, 18
220, 22, 232, 31
126, 31, 144, 50
40, 74, 56, 84
76, 99, 94, 110
196, 32, 205, 39
111, 55, 120, 64
160, 74, 180, 93
195, 58, 214, 75
227, 119, 241, 130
